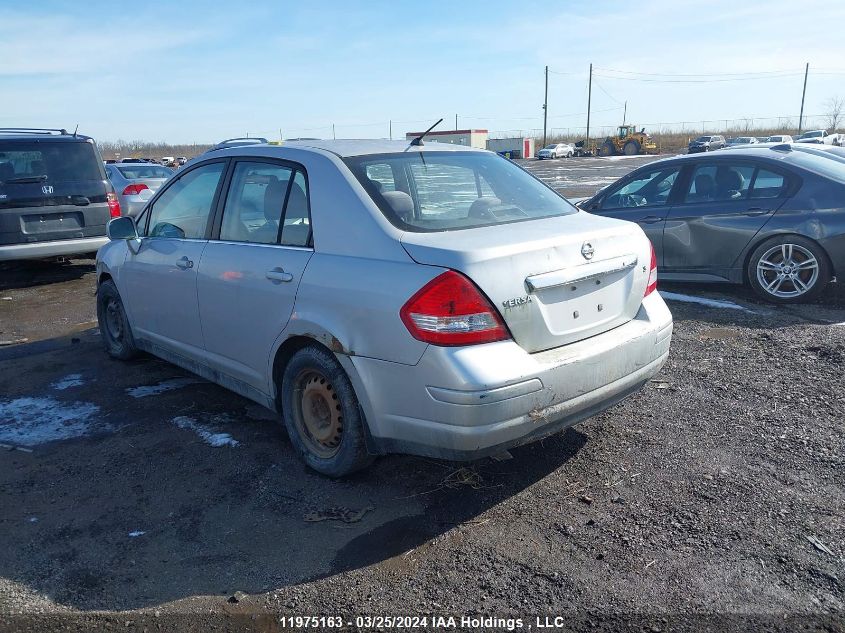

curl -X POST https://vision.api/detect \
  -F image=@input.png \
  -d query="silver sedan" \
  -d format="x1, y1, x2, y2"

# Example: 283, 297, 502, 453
105, 162, 173, 217
96, 139, 672, 476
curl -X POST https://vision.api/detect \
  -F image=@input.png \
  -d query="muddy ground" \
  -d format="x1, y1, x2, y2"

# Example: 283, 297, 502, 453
0, 156, 843, 632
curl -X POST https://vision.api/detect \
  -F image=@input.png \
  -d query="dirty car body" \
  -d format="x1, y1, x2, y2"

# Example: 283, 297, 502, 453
97, 140, 673, 475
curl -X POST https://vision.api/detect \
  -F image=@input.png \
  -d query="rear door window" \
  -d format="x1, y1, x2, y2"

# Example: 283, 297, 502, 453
145, 162, 225, 239
749, 169, 787, 199
684, 164, 755, 203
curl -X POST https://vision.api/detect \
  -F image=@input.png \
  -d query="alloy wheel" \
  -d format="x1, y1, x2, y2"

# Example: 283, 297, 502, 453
756, 243, 819, 299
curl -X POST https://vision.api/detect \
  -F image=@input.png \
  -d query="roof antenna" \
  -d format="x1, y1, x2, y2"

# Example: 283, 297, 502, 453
72, 124, 79, 138
410, 118, 443, 146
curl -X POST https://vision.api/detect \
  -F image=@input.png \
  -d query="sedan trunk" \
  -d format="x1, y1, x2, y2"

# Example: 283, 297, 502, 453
400, 214, 652, 353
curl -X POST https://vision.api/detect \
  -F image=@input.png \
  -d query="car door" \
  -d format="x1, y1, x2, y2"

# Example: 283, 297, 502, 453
587, 163, 682, 265
663, 160, 789, 274
119, 160, 227, 360
196, 159, 313, 392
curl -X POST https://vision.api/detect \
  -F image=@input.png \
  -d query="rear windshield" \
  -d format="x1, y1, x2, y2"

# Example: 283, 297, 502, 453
344, 152, 576, 232
116, 165, 173, 179
0, 141, 102, 183
786, 151, 845, 184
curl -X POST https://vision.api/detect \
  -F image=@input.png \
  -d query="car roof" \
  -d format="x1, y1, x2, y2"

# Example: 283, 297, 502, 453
213, 139, 488, 159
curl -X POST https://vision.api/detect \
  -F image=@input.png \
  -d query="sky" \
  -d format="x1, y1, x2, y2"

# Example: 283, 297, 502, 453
2, 0, 845, 144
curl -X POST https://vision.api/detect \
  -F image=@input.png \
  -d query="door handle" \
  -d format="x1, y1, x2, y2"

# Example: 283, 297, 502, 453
639, 215, 663, 224
176, 256, 193, 270
745, 208, 769, 217
266, 268, 293, 283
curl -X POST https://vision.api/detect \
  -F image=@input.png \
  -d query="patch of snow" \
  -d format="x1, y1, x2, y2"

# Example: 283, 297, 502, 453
0, 397, 102, 446
660, 291, 753, 312
128, 530, 146, 537
126, 377, 201, 398
51, 374, 84, 390
172, 414, 239, 447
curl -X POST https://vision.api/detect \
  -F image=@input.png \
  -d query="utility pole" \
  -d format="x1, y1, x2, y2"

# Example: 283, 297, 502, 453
586, 63, 593, 146
389, 120, 392, 140
455, 114, 458, 130
332, 124, 336, 140
798, 62, 809, 134
623, 101, 627, 126
542, 65, 549, 147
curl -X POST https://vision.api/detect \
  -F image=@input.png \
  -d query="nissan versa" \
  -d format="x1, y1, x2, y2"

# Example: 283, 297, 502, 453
96, 138, 673, 476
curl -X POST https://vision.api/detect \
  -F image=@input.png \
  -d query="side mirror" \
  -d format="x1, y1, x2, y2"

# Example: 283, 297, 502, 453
107, 216, 139, 240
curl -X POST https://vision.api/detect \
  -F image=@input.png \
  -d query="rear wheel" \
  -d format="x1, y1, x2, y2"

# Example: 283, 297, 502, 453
281, 345, 374, 477
623, 140, 641, 155
747, 236, 830, 303
96, 280, 139, 360
599, 141, 616, 157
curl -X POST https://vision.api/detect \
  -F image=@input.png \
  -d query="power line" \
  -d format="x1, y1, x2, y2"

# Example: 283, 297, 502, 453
592, 71, 805, 83
593, 66, 806, 78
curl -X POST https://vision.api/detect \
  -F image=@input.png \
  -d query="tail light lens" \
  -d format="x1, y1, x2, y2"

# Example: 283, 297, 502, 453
122, 183, 149, 196
644, 243, 658, 296
400, 270, 510, 346
107, 192, 121, 218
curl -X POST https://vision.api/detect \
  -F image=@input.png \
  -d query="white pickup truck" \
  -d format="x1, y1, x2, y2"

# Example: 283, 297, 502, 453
794, 130, 842, 145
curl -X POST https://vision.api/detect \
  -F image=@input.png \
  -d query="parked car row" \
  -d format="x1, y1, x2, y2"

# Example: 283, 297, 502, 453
690, 130, 843, 153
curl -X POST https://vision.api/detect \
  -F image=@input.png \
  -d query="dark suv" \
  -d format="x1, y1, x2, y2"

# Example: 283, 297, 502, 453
687, 135, 726, 153
0, 128, 119, 261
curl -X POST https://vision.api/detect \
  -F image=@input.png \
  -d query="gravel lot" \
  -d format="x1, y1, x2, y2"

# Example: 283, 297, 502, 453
1, 155, 843, 632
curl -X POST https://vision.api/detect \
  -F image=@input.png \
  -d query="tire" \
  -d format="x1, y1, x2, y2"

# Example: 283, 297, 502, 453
96, 280, 139, 360
599, 141, 616, 157
281, 345, 374, 477
747, 235, 831, 304
623, 140, 641, 156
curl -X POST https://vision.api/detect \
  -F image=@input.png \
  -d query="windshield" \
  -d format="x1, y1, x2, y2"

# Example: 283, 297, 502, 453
344, 151, 576, 232
736, 137, 753, 143
804, 131, 823, 138
695, 137, 711, 142
544, 144, 558, 149
116, 165, 173, 179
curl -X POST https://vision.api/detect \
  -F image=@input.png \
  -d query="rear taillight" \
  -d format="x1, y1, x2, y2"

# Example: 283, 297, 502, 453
644, 243, 658, 296
107, 192, 121, 218
400, 270, 510, 346
122, 183, 149, 196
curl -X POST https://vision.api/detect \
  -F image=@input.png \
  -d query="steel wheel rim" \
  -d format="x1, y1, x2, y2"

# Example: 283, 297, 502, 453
756, 243, 819, 298
105, 298, 124, 341
292, 370, 343, 458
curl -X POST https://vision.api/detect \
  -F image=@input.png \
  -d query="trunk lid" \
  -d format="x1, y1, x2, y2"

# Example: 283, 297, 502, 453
400, 213, 652, 353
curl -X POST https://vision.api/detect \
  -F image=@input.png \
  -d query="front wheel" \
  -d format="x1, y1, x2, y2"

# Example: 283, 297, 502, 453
96, 280, 139, 360
747, 236, 831, 303
281, 345, 374, 477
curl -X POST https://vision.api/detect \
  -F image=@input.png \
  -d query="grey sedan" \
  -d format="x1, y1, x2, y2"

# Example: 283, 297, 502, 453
105, 162, 173, 217
96, 139, 672, 476
578, 145, 845, 303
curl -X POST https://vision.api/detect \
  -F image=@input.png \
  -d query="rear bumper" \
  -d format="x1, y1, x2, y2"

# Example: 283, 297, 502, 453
0, 236, 108, 261
351, 292, 673, 460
